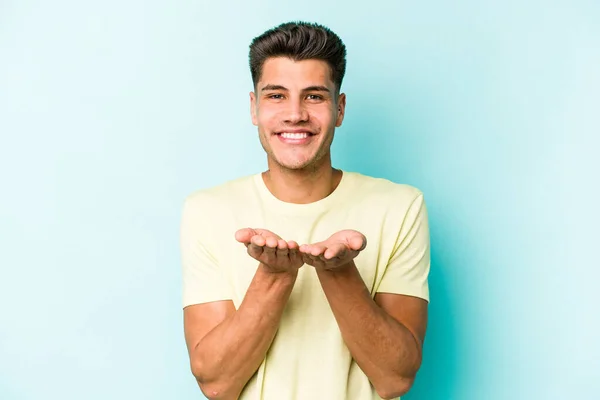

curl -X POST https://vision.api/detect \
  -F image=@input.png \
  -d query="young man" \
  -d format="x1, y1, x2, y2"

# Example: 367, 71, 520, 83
180, 22, 430, 400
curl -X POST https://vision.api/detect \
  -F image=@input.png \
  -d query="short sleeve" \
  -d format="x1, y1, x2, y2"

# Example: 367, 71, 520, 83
180, 197, 232, 308
376, 193, 431, 302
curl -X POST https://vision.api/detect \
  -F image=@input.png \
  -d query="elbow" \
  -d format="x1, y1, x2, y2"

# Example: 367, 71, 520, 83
374, 375, 415, 399
190, 358, 238, 400
197, 382, 236, 400
375, 346, 422, 398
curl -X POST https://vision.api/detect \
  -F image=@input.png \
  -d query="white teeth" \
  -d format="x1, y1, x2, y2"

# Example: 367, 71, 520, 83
281, 132, 309, 139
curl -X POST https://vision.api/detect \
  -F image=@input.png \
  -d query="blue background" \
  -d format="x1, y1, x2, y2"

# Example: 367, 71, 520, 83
1, 1, 598, 399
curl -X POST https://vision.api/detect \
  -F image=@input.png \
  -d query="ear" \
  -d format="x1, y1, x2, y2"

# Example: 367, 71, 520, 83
335, 93, 346, 127
250, 91, 258, 126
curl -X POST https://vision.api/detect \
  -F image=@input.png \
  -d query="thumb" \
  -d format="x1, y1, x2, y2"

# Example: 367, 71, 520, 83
348, 234, 367, 251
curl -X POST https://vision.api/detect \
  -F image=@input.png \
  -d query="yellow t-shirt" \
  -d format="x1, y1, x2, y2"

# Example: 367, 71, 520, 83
180, 170, 430, 400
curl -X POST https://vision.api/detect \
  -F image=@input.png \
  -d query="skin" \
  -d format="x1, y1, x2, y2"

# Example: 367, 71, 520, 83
250, 56, 346, 204
183, 57, 428, 400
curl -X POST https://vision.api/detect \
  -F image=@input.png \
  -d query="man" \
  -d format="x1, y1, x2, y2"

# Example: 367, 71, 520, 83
180, 21, 430, 400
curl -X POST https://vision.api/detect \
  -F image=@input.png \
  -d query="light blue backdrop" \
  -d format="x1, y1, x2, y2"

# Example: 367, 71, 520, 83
1, 1, 598, 399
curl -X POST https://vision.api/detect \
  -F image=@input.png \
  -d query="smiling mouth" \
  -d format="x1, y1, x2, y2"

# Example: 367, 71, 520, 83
274, 131, 316, 144
277, 132, 315, 139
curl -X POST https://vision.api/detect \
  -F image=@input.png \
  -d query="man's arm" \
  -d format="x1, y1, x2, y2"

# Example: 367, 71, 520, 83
183, 228, 304, 400
315, 263, 427, 399
184, 264, 297, 400
300, 193, 430, 398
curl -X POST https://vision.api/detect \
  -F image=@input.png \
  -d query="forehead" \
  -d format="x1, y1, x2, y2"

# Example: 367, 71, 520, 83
259, 57, 334, 89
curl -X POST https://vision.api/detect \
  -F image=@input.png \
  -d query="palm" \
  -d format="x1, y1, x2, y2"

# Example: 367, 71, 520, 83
235, 228, 304, 273
299, 229, 367, 270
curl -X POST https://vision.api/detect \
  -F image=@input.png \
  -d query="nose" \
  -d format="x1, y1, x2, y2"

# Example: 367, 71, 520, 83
283, 99, 309, 124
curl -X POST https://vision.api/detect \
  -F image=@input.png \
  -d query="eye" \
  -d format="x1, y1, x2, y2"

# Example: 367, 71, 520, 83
307, 94, 323, 100
268, 94, 283, 99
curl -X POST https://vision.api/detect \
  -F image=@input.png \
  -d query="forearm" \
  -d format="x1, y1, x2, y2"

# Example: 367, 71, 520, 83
316, 262, 421, 395
192, 264, 297, 399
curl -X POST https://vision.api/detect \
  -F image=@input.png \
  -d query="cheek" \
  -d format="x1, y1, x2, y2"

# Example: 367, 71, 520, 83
257, 107, 279, 127
310, 108, 335, 127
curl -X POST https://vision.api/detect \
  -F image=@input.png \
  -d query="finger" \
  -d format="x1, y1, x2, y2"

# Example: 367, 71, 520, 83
276, 249, 289, 260
251, 234, 266, 247
247, 243, 264, 259
323, 243, 347, 260
301, 252, 314, 266
308, 254, 326, 268
287, 240, 299, 250
235, 228, 256, 243
264, 236, 278, 250
310, 244, 327, 257
276, 239, 289, 257
254, 229, 282, 240
289, 249, 303, 267
349, 234, 367, 251
288, 247, 299, 260
258, 236, 278, 264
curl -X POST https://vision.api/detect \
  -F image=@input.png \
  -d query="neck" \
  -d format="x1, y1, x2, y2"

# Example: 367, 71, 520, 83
262, 158, 343, 204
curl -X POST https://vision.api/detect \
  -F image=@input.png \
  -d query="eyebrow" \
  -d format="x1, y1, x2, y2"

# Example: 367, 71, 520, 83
261, 84, 331, 93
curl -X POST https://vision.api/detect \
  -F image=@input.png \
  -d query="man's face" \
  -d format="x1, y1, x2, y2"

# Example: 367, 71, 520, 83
250, 57, 346, 171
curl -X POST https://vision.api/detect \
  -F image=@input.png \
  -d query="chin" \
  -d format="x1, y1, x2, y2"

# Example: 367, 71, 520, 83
279, 162, 312, 171
272, 157, 314, 171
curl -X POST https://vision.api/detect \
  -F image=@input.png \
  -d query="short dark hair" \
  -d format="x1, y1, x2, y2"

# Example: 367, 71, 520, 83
249, 21, 347, 94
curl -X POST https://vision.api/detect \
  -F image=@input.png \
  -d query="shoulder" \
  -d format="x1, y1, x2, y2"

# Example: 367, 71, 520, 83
183, 173, 257, 211
347, 171, 424, 205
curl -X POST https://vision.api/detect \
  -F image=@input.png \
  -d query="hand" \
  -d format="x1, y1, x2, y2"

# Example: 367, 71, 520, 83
235, 228, 304, 274
299, 229, 367, 271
